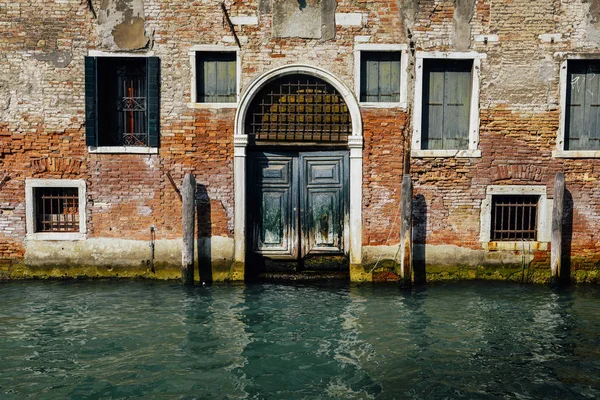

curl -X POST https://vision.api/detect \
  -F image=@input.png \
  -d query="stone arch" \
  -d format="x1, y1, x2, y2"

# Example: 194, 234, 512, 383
232, 65, 363, 272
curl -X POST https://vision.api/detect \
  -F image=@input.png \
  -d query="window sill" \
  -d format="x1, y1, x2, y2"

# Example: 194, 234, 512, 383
411, 149, 481, 158
187, 102, 238, 109
359, 102, 408, 109
482, 241, 548, 251
88, 146, 158, 154
552, 149, 600, 158
26, 232, 86, 241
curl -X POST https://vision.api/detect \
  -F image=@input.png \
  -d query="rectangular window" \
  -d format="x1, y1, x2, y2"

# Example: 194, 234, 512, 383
85, 56, 160, 151
359, 51, 401, 103
422, 59, 472, 150
565, 60, 600, 151
490, 195, 539, 241
26, 179, 87, 240
196, 52, 237, 103
35, 188, 80, 233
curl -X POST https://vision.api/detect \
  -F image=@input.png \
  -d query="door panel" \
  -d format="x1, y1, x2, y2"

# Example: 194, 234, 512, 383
300, 153, 348, 257
250, 154, 298, 259
249, 151, 348, 260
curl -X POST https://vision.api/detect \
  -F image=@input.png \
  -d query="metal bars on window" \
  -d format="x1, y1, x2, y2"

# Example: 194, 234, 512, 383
35, 188, 79, 233
246, 74, 352, 143
117, 67, 148, 146
491, 195, 538, 241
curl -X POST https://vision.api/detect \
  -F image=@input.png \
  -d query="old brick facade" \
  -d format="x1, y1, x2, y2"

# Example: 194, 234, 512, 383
1, 0, 600, 282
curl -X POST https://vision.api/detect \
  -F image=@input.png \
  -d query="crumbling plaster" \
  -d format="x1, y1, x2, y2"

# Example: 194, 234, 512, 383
98, 0, 149, 51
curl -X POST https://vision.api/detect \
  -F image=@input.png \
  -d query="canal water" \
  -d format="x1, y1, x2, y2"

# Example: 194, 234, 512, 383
0, 281, 598, 399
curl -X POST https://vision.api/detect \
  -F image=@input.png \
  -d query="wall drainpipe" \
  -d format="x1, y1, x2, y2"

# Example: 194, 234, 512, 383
149, 226, 156, 274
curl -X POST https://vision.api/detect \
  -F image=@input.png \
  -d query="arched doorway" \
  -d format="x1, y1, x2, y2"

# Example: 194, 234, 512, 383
233, 65, 363, 277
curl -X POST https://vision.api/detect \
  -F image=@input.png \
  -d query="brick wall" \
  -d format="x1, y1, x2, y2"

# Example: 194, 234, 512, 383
1, 1, 600, 277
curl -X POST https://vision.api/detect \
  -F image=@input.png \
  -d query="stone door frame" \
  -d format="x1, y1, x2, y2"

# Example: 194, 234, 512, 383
233, 65, 363, 270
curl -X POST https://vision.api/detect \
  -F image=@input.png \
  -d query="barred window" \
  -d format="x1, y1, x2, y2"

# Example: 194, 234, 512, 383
85, 56, 160, 149
35, 188, 80, 233
245, 74, 352, 144
491, 195, 539, 241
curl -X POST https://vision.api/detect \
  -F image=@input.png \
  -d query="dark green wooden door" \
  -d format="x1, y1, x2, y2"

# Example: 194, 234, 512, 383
249, 151, 348, 260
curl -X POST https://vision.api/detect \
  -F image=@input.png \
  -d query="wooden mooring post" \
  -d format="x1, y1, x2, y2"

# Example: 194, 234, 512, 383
182, 173, 196, 285
400, 174, 413, 285
551, 172, 565, 281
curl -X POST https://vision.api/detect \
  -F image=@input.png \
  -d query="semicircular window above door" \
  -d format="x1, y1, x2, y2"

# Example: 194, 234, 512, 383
245, 74, 352, 145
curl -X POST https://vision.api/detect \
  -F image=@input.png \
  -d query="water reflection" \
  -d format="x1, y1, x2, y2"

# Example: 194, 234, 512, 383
0, 281, 598, 399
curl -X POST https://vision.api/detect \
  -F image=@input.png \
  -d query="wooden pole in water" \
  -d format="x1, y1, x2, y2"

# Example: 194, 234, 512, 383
551, 172, 565, 280
182, 173, 196, 285
400, 174, 413, 285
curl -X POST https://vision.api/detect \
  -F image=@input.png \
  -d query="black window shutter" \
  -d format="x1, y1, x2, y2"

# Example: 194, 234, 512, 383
84, 56, 97, 147
147, 57, 160, 148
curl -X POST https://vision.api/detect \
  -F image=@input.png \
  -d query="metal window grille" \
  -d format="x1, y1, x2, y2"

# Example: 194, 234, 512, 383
117, 64, 147, 146
35, 188, 79, 233
246, 74, 352, 143
491, 195, 538, 241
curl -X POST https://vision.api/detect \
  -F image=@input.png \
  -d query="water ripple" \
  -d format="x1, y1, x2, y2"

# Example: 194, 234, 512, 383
0, 281, 598, 399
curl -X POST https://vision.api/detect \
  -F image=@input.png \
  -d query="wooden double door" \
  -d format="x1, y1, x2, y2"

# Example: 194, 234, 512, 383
248, 151, 349, 261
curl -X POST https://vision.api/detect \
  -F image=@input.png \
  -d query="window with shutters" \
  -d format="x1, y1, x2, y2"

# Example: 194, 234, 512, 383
412, 52, 484, 158
85, 55, 160, 154
354, 44, 408, 108
25, 179, 87, 241
555, 59, 600, 157
188, 46, 239, 108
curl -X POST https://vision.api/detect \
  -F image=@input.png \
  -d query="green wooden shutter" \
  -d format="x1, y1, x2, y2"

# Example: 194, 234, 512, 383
147, 57, 160, 148
422, 60, 471, 150
443, 64, 471, 149
424, 66, 445, 150
226, 57, 237, 102
360, 52, 401, 102
585, 64, 600, 148
567, 65, 584, 150
84, 56, 97, 147
566, 61, 600, 151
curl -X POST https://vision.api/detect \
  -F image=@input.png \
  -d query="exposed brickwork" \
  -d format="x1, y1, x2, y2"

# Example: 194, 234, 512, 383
1, 0, 600, 280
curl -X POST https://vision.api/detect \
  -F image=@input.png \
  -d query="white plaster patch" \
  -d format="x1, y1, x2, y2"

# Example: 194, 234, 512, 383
137, 205, 152, 216
538, 33, 562, 43
354, 35, 371, 43
229, 16, 259, 26
335, 13, 363, 27
474, 34, 499, 43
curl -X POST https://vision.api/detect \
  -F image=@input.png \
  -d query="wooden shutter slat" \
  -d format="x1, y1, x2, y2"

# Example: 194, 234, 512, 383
390, 56, 401, 102
147, 56, 160, 148
443, 68, 470, 149
379, 60, 392, 102
366, 59, 379, 102
568, 69, 585, 147
226, 58, 236, 102
425, 68, 445, 149
216, 60, 228, 100
587, 68, 600, 141
84, 56, 97, 147
205, 60, 217, 102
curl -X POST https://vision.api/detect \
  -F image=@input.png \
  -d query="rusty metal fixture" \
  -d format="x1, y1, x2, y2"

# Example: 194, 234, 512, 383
491, 195, 538, 241
36, 188, 79, 232
246, 74, 352, 144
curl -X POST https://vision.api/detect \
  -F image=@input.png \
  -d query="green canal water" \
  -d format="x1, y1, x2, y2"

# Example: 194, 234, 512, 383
0, 281, 598, 399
